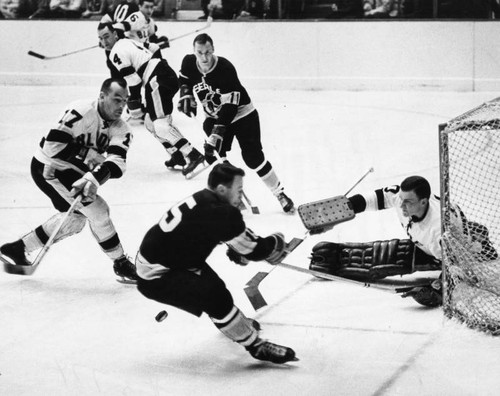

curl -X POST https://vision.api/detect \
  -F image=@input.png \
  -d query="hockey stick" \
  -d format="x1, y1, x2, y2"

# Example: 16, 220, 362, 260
244, 232, 309, 310
27, 45, 99, 61
2, 195, 82, 276
27, 16, 212, 61
245, 255, 438, 310
167, 16, 213, 43
344, 167, 374, 196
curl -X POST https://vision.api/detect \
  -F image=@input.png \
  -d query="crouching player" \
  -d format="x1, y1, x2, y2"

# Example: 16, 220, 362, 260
135, 163, 298, 364
0, 78, 138, 282
307, 176, 497, 307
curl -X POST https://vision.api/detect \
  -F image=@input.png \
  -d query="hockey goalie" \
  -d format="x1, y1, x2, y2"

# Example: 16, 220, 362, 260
300, 176, 497, 307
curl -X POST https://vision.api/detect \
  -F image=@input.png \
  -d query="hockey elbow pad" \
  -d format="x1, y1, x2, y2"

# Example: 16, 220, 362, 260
265, 233, 287, 265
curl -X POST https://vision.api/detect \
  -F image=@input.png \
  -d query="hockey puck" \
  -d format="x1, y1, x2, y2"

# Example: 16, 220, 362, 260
155, 310, 168, 322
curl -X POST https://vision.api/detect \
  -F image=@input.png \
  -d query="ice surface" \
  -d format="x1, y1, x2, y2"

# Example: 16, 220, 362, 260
1, 86, 500, 395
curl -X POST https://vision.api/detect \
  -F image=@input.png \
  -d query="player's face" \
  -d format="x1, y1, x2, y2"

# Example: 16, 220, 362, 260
98, 83, 128, 121
221, 176, 244, 208
399, 190, 428, 218
140, 1, 154, 18
194, 42, 215, 72
98, 27, 118, 51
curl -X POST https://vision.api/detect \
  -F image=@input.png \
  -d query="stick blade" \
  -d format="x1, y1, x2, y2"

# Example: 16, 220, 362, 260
27, 50, 46, 60
244, 285, 268, 310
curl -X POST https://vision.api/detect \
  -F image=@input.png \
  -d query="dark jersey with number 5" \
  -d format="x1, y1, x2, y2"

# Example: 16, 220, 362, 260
139, 189, 246, 270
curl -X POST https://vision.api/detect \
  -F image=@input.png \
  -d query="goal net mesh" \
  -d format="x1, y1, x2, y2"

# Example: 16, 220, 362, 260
440, 97, 500, 335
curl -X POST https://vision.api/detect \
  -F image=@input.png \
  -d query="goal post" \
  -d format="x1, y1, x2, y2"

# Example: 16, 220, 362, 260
439, 97, 500, 335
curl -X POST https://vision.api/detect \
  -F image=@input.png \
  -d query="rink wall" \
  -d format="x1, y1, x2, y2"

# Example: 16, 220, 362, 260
1, 20, 500, 91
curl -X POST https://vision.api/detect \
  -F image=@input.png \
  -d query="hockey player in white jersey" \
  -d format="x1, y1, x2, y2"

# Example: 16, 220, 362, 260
308, 176, 497, 306
0, 78, 138, 282
119, 0, 169, 49
98, 22, 205, 177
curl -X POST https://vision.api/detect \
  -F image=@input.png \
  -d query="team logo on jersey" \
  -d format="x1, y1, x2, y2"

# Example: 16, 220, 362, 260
193, 82, 240, 117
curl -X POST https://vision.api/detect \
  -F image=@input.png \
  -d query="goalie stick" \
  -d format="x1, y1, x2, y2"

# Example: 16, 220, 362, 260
27, 17, 213, 61
2, 195, 82, 276
245, 259, 440, 311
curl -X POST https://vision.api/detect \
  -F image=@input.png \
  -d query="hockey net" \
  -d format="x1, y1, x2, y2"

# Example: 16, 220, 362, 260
440, 97, 500, 335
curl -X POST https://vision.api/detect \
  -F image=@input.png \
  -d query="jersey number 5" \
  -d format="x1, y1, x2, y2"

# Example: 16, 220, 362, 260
159, 197, 197, 232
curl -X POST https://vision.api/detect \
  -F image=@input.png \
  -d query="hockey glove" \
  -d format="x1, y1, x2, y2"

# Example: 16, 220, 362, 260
227, 248, 250, 266
398, 279, 442, 307
157, 35, 170, 48
70, 172, 99, 203
265, 232, 287, 265
205, 124, 225, 153
177, 84, 197, 117
127, 98, 145, 120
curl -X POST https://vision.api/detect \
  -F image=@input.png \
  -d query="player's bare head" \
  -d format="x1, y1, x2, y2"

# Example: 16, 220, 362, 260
208, 163, 245, 207
401, 176, 431, 200
399, 176, 431, 219
139, 0, 154, 18
193, 34, 215, 71
98, 78, 128, 121
98, 22, 119, 51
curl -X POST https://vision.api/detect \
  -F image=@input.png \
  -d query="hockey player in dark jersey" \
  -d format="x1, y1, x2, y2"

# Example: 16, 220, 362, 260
135, 163, 298, 364
177, 33, 295, 213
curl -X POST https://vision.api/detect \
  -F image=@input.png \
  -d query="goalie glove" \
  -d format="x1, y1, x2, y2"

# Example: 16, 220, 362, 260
398, 278, 443, 307
127, 98, 145, 120
265, 232, 287, 265
204, 124, 225, 159
177, 84, 197, 117
70, 172, 99, 203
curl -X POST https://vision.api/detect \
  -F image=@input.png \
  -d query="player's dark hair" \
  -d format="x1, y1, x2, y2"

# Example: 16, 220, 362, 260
193, 33, 213, 47
401, 176, 431, 200
208, 163, 245, 189
101, 78, 127, 94
138, 0, 154, 5
97, 22, 115, 31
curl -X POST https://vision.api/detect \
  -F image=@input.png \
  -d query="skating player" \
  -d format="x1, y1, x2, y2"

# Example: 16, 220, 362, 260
98, 23, 205, 176
0, 78, 138, 282
135, 163, 298, 363
177, 34, 295, 213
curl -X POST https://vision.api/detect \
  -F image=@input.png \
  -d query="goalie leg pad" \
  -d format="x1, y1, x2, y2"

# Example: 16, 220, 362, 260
211, 305, 258, 347
310, 239, 416, 280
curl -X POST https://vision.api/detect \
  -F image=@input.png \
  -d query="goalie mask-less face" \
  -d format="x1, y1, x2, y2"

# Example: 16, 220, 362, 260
399, 190, 428, 220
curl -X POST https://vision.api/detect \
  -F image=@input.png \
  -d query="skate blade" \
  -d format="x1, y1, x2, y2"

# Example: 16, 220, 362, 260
184, 163, 210, 180
116, 278, 137, 285
2, 259, 36, 275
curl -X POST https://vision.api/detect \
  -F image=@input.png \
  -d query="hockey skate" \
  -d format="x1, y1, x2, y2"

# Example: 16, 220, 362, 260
114, 256, 139, 284
246, 338, 298, 364
183, 150, 206, 179
277, 192, 295, 214
1, 240, 36, 275
164, 150, 186, 171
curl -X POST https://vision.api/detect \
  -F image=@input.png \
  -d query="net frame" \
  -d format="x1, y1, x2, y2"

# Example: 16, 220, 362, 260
439, 97, 500, 335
